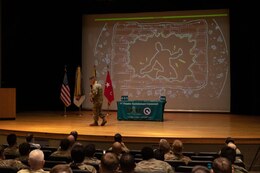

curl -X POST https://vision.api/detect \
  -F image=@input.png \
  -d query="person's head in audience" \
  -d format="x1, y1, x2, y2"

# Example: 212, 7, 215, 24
192, 165, 210, 173
84, 143, 96, 158
114, 133, 123, 143
211, 157, 232, 173
50, 164, 73, 173
225, 137, 235, 145
141, 146, 154, 160
172, 139, 184, 155
112, 142, 123, 156
7, 133, 17, 147
26, 133, 34, 143
70, 142, 85, 163
60, 138, 71, 151
158, 139, 171, 154
154, 148, 165, 161
28, 149, 45, 171
119, 153, 136, 173
220, 146, 236, 164
70, 131, 78, 141
100, 152, 119, 173
67, 135, 75, 148
19, 142, 31, 157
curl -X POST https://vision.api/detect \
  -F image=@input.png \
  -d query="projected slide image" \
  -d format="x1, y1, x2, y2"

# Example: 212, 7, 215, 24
82, 9, 230, 112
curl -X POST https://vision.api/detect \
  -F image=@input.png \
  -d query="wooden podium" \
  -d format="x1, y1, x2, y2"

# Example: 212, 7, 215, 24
0, 88, 16, 119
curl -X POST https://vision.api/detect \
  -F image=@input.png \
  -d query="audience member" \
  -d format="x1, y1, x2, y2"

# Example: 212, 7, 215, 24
155, 139, 173, 161
221, 137, 243, 163
119, 152, 136, 173
169, 139, 191, 164
108, 133, 130, 153
0, 144, 28, 170
135, 146, 174, 173
111, 142, 124, 159
211, 157, 232, 173
69, 131, 78, 142
26, 133, 41, 149
83, 143, 101, 165
225, 137, 241, 155
153, 148, 165, 161
192, 165, 210, 173
50, 138, 71, 158
100, 152, 119, 173
69, 142, 97, 173
67, 135, 76, 150
220, 146, 248, 173
16, 142, 31, 164
50, 164, 73, 173
17, 149, 48, 173
3, 133, 20, 158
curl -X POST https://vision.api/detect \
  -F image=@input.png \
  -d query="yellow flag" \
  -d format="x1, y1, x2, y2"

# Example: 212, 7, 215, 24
74, 66, 85, 107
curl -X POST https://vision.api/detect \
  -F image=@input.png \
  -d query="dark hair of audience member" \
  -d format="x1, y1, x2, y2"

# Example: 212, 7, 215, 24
225, 137, 235, 144
120, 153, 136, 173
70, 131, 78, 141
220, 146, 236, 164
19, 142, 31, 156
60, 138, 70, 151
70, 143, 85, 164
141, 146, 154, 160
84, 143, 96, 157
154, 148, 165, 161
7, 133, 17, 146
26, 134, 34, 143
212, 157, 232, 173
114, 133, 122, 143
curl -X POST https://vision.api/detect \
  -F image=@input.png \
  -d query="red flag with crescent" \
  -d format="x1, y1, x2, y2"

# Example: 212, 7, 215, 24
104, 70, 114, 104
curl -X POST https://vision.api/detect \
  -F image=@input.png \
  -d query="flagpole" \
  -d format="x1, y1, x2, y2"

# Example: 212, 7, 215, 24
107, 102, 110, 116
64, 106, 67, 117
79, 105, 82, 116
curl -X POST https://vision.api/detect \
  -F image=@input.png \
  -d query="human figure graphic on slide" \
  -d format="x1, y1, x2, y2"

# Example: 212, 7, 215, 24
140, 42, 184, 81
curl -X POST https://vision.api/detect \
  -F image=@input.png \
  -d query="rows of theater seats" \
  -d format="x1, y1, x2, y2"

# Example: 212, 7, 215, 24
130, 149, 245, 173
1, 145, 245, 173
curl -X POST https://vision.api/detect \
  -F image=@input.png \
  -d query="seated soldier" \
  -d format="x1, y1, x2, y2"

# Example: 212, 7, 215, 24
69, 142, 97, 173
99, 152, 119, 173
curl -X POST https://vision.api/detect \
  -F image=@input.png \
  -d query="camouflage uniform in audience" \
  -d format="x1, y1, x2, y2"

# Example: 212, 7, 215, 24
4, 133, 20, 159
83, 157, 101, 165
50, 138, 71, 159
135, 158, 174, 173
233, 164, 248, 173
83, 143, 101, 166
167, 139, 191, 165
0, 159, 28, 170
135, 146, 174, 173
70, 162, 97, 173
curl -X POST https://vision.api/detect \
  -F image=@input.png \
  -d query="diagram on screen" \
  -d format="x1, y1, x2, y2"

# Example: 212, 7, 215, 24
93, 18, 229, 102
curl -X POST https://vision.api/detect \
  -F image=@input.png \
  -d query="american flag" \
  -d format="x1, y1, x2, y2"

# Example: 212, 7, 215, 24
60, 69, 71, 107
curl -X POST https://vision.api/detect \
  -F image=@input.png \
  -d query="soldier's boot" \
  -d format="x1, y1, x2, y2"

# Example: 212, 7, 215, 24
89, 121, 98, 126
100, 118, 107, 126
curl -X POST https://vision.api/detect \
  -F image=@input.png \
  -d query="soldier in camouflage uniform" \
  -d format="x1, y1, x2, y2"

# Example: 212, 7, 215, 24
89, 76, 107, 126
0, 145, 28, 171
3, 133, 20, 159
69, 143, 97, 173
135, 146, 174, 173
167, 139, 191, 165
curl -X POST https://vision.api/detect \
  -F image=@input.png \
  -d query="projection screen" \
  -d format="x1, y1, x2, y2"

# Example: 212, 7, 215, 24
82, 9, 230, 112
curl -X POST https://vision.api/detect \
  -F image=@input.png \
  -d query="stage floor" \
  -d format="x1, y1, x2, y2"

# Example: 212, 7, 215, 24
0, 111, 260, 144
